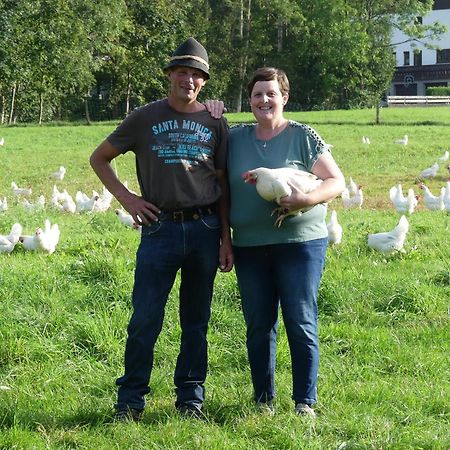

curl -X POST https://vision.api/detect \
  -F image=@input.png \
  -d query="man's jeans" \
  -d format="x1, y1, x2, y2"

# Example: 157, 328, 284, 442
233, 238, 327, 405
116, 213, 221, 411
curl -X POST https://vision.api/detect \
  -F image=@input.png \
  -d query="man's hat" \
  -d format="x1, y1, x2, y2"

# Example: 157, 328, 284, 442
164, 37, 210, 79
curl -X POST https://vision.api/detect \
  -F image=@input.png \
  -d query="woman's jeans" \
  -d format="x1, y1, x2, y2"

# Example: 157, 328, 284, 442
116, 213, 221, 411
233, 238, 327, 405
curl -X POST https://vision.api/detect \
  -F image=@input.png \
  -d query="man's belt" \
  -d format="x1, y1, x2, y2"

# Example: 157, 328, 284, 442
159, 204, 217, 223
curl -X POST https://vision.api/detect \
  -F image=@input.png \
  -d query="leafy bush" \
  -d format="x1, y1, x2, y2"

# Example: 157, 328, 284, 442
426, 86, 450, 95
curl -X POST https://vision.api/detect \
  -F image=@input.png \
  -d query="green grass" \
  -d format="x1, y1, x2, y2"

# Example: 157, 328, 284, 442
1, 107, 449, 449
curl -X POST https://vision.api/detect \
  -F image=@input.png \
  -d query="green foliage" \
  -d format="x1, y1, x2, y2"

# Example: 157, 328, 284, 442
427, 86, 450, 95
0, 109, 449, 448
0, 0, 446, 122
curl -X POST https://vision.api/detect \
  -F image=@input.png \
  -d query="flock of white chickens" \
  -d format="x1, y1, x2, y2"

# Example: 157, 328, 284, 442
326, 145, 450, 254
244, 139, 449, 256
1, 134, 449, 257
0, 153, 140, 254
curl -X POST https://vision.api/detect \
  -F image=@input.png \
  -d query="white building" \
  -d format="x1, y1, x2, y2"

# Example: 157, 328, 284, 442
390, 0, 450, 96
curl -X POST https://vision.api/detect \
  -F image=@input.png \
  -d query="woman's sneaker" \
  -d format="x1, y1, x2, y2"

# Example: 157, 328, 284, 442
295, 403, 316, 418
256, 400, 275, 416
114, 407, 144, 423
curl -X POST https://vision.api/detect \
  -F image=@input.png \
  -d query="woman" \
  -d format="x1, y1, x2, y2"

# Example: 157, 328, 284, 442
228, 67, 345, 417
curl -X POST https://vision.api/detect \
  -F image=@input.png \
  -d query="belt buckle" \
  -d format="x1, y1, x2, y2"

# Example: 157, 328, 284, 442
173, 211, 184, 222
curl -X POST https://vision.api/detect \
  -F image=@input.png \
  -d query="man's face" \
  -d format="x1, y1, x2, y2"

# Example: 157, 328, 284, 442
168, 66, 206, 104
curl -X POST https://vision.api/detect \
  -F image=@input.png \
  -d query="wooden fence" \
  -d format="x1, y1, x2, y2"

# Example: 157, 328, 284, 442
387, 96, 450, 106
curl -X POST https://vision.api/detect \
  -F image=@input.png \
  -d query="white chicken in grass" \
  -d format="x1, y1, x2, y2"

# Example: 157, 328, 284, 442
51, 185, 67, 203
389, 184, 419, 214
438, 150, 449, 161
242, 167, 323, 227
0, 197, 8, 212
394, 134, 408, 146
347, 177, 358, 196
11, 181, 32, 197
92, 186, 114, 212
37, 219, 60, 254
368, 215, 409, 255
21, 195, 46, 212
341, 185, 363, 209
419, 184, 445, 211
419, 162, 439, 180
58, 192, 76, 213
19, 229, 41, 251
0, 223, 23, 254
0, 137, 4, 146
115, 208, 141, 230
362, 136, 370, 144
444, 181, 450, 212
75, 191, 100, 213
19, 220, 60, 253
50, 166, 66, 181
326, 210, 343, 245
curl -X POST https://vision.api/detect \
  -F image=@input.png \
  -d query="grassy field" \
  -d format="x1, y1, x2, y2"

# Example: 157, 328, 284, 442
0, 107, 449, 449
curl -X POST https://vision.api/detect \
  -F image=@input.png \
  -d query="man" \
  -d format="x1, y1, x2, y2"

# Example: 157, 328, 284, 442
90, 37, 233, 421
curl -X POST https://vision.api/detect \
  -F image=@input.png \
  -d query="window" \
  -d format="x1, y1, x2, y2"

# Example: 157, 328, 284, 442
403, 51, 410, 66
415, 17, 422, 24
414, 50, 422, 66
436, 49, 450, 64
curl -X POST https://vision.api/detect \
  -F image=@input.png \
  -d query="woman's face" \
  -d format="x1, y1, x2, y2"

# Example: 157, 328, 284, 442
250, 80, 288, 123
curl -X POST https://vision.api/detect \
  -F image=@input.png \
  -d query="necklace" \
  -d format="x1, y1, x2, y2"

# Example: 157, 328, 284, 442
255, 120, 288, 149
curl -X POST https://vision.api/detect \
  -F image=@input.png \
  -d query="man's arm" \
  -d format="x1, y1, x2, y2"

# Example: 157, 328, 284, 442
215, 168, 234, 272
89, 140, 160, 225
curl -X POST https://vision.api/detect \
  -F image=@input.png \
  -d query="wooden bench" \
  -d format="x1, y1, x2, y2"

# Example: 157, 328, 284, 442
387, 96, 450, 106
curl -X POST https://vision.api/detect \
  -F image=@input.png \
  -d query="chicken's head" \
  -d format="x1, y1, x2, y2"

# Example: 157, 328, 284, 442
241, 171, 257, 184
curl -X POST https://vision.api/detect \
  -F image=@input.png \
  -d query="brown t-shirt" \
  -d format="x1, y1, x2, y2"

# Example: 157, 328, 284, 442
107, 99, 228, 210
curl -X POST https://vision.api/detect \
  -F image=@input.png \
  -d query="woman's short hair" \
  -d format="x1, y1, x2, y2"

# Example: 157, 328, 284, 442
247, 67, 290, 98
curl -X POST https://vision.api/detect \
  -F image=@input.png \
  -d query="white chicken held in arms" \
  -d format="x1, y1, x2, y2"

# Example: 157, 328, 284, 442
242, 167, 323, 227
326, 210, 343, 245
368, 215, 409, 255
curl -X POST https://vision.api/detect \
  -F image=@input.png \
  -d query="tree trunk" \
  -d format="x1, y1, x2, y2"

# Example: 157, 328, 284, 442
85, 90, 91, 125
39, 92, 44, 125
125, 70, 131, 116
235, 0, 251, 112
375, 101, 381, 124
9, 83, 16, 125
0, 94, 5, 124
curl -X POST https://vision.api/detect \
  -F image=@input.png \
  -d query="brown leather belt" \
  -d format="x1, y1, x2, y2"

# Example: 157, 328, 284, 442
159, 205, 216, 223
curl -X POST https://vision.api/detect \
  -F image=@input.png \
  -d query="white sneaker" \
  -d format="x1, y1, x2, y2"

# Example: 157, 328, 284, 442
256, 400, 275, 416
295, 403, 316, 418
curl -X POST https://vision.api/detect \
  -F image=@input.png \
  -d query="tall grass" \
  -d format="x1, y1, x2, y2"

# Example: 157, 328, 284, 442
0, 107, 449, 449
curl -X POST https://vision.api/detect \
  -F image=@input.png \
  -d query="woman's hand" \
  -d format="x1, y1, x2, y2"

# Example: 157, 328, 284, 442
278, 182, 314, 211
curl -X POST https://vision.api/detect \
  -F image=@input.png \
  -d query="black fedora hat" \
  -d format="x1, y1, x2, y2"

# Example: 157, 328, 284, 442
164, 37, 210, 79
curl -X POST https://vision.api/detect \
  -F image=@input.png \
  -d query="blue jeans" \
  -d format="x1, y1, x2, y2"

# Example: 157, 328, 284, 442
233, 238, 327, 405
116, 213, 221, 411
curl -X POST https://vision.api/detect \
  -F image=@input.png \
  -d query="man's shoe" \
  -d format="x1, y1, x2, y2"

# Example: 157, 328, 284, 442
177, 403, 204, 419
114, 407, 144, 423
295, 403, 316, 418
256, 400, 275, 416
